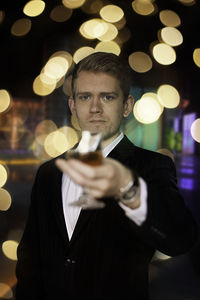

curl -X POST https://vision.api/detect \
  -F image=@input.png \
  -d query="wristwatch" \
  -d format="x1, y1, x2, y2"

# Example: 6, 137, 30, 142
117, 170, 139, 204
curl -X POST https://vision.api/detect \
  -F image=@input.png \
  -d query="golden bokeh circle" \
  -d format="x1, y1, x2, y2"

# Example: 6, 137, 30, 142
193, 48, 200, 68
0, 188, 12, 211
62, 0, 86, 9
73, 47, 95, 64
11, 18, 32, 37
152, 43, 176, 65
0, 164, 8, 188
133, 96, 163, 124
50, 5, 72, 22
23, 1, 45, 17
191, 118, 200, 143
157, 84, 180, 108
0, 89, 11, 113
33, 75, 56, 96
95, 41, 121, 55
160, 27, 183, 47
128, 52, 152, 73
100, 5, 124, 23
2, 240, 19, 261
159, 10, 181, 27
132, 0, 155, 16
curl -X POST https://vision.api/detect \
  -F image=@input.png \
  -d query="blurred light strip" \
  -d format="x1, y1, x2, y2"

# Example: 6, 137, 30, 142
0, 159, 41, 165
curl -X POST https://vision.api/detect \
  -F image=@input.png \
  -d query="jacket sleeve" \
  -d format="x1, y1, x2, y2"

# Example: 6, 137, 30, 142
15, 167, 45, 300
129, 153, 198, 257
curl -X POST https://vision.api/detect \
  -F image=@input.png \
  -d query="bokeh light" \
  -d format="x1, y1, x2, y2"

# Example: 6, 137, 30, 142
81, 0, 103, 14
95, 41, 121, 55
157, 84, 180, 108
191, 118, 200, 143
132, 0, 156, 16
23, 1, 45, 17
152, 43, 176, 65
33, 51, 71, 95
33, 75, 56, 96
50, 51, 73, 70
133, 94, 163, 124
160, 27, 183, 47
50, 5, 72, 22
2, 240, 18, 261
159, 10, 181, 27
128, 51, 152, 73
35, 120, 57, 145
0, 164, 8, 188
44, 56, 69, 80
11, 18, 32, 37
100, 5, 124, 23
0, 189, 12, 211
44, 127, 78, 157
97, 23, 118, 42
193, 48, 200, 68
177, 0, 196, 6
62, 0, 86, 9
80, 19, 109, 40
0, 89, 12, 113
73, 47, 95, 64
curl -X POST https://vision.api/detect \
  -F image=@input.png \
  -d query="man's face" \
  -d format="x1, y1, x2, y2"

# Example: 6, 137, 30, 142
68, 71, 133, 147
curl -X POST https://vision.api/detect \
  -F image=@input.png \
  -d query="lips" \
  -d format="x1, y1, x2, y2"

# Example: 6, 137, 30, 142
89, 119, 106, 123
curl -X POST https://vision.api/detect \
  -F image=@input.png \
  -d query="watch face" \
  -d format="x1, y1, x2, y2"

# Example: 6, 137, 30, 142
122, 186, 137, 201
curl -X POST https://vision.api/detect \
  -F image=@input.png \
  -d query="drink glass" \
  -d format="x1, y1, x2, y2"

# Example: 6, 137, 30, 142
66, 131, 105, 209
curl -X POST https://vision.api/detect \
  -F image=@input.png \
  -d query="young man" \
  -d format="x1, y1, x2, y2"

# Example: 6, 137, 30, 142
16, 52, 198, 300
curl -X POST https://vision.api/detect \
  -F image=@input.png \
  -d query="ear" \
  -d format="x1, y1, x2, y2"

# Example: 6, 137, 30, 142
68, 96, 76, 116
123, 95, 134, 117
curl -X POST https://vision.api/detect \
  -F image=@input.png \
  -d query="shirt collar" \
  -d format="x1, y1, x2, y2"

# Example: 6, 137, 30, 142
102, 132, 124, 158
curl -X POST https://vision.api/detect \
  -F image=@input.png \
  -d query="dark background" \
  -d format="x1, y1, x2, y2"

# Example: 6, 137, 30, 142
0, 0, 200, 113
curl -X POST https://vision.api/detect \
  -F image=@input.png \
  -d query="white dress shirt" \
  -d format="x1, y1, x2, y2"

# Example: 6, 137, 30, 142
62, 133, 147, 240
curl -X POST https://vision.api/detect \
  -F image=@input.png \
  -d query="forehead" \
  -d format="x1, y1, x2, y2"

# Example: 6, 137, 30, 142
74, 71, 121, 93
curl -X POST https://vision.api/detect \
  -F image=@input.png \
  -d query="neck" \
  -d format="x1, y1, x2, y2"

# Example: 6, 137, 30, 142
101, 132, 121, 149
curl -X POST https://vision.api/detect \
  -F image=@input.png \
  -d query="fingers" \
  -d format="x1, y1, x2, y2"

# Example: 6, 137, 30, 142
55, 158, 118, 197
55, 157, 132, 198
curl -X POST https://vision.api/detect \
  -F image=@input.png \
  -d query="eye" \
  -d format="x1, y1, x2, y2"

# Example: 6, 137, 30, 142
78, 95, 90, 100
103, 95, 113, 101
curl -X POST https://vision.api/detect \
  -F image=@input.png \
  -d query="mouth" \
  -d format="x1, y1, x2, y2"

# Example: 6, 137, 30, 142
89, 119, 106, 123
89, 120, 106, 124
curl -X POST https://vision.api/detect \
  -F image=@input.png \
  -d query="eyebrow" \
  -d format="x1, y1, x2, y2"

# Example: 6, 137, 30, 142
75, 91, 119, 96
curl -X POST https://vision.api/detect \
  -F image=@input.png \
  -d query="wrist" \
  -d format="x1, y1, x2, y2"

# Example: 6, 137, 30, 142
116, 170, 140, 207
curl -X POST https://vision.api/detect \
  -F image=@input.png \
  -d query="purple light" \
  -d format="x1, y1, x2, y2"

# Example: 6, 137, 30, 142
174, 117, 180, 133
182, 113, 196, 155
180, 168, 194, 175
179, 178, 195, 190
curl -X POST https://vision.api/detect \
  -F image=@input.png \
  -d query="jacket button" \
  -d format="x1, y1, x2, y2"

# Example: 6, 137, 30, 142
64, 258, 76, 267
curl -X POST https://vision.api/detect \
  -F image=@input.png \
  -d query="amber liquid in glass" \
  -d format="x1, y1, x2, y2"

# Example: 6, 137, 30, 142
67, 150, 103, 166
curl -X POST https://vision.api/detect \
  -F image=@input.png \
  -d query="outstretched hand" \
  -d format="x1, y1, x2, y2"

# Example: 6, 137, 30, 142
55, 157, 133, 200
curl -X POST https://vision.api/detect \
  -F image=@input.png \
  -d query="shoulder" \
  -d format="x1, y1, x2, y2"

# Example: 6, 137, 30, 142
121, 135, 174, 165
134, 144, 174, 165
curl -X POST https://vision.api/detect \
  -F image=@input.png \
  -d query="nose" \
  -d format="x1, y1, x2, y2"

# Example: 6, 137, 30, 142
90, 97, 103, 114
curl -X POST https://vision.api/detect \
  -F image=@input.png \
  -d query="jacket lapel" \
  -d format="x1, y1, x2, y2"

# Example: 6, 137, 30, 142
50, 160, 70, 245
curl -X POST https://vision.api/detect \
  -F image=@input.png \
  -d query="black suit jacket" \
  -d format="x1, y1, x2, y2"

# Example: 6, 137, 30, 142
15, 136, 197, 300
